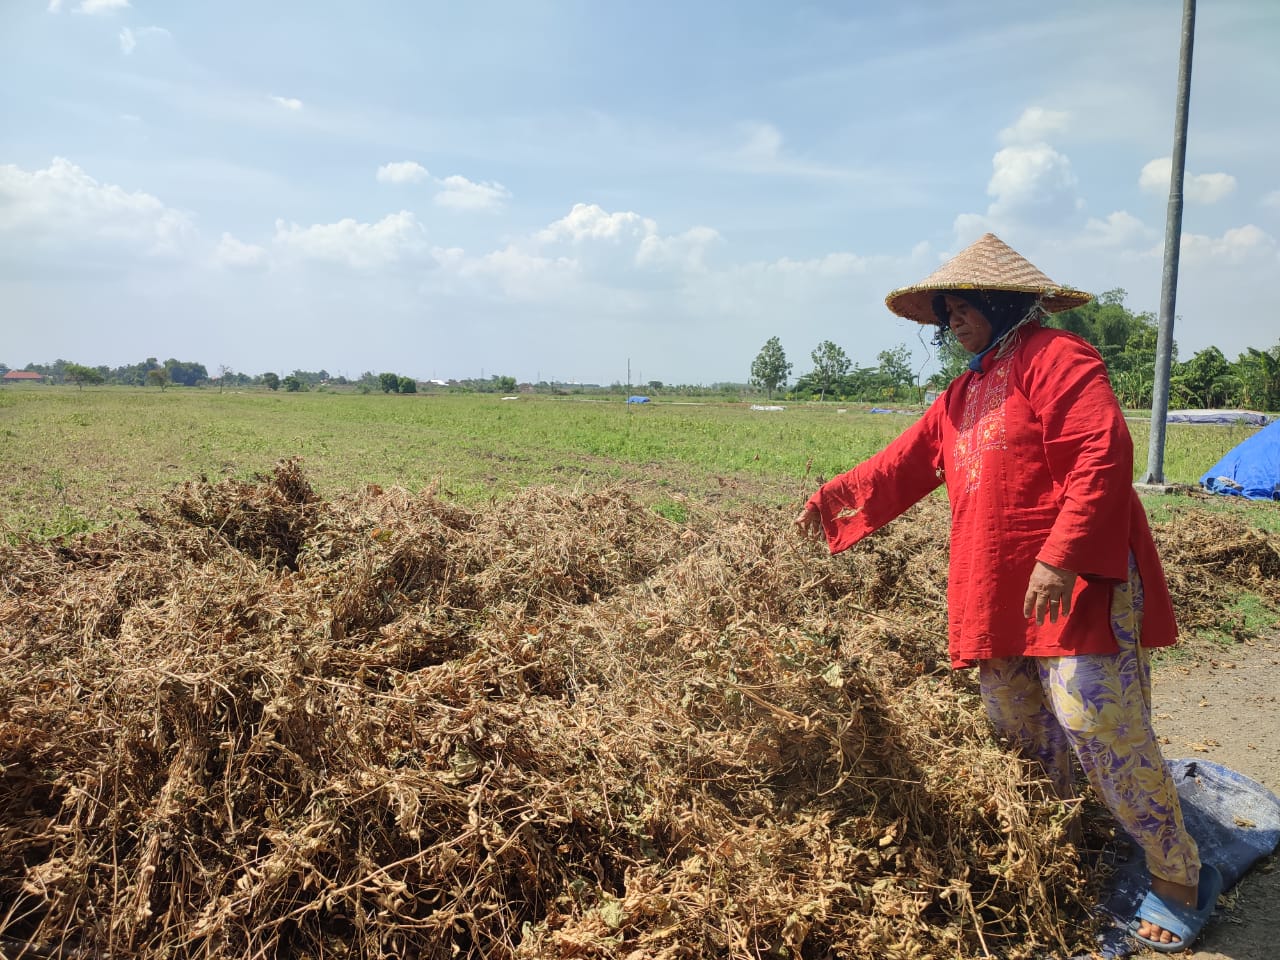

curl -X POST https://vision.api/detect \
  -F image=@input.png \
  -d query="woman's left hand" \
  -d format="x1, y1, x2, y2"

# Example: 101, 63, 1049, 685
1024, 561, 1078, 625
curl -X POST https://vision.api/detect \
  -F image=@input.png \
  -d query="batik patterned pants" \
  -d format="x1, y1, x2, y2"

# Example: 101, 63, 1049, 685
978, 558, 1201, 887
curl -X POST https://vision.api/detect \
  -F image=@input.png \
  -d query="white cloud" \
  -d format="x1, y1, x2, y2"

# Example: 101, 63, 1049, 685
1187, 173, 1235, 205
270, 95, 303, 111
987, 142, 1080, 220
538, 203, 655, 245
636, 226, 720, 271
952, 109, 1085, 245
430, 203, 721, 304
215, 233, 269, 270
1180, 224, 1275, 265
729, 121, 858, 181
272, 211, 427, 270
434, 175, 511, 212
0, 157, 192, 255
691, 248, 924, 352
950, 213, 996, 250
47, 0, 64, 11
1081, 210, 1155, 248
533, 203, 721, 276
762, 252, 873, 277
78, 0, 130, 13
376, 161, 430, 184
377, 163, 511, 211
1264, 190, 1280, 212
999, 107, 1070, 145
118, 25, 169, 55
1138, 157, 1237, 204
449, 245, 580, 300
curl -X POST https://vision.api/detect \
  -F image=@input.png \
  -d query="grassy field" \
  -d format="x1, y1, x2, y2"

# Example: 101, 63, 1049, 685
2, 384, 1277, 539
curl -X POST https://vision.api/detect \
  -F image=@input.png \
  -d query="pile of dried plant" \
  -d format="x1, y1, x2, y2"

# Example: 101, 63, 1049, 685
2, 462, 1275, 960
1151, 497, 1280, 636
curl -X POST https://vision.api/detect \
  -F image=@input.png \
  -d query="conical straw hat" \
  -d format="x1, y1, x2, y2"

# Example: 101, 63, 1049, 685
885, 232, 1093, 324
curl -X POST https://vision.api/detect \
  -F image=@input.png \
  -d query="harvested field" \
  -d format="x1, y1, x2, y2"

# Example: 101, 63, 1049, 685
2, 462, 1277, 959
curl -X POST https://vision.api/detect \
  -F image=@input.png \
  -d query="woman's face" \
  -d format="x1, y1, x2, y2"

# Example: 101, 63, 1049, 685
944, 295, 993, 354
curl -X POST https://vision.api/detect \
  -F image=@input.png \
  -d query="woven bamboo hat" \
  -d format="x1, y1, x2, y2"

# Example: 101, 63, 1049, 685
885, 232, 1093, 324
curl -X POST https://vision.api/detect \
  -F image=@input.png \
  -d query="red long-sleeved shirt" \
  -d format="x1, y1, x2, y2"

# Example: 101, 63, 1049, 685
808, 324, 1177, 668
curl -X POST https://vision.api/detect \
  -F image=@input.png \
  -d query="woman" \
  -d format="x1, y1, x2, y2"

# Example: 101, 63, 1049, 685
794, 233, 1220, 952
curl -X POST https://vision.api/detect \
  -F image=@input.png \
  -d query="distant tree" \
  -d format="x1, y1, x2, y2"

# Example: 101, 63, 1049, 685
927, 338, 970, 389
876, 344, 915, 398
1175, 346, 1236, 408
217, 364, 233, 393
287, 369, 330, 388
282, 374, 305, 392
107, 357, 158, 386
397, 376, 417, 394
647, 380, 663, 392
163, 358, 208, 387
63, 363, 104, 389
1050, 288, 1162, 406
750, 336, 792, 400
1234, 346, 1280, 412
379, 372, 400, 394
495, 375, 516, 393
809, 340, 851, 402
262, 372, 280, 391
147, 368, 170, 390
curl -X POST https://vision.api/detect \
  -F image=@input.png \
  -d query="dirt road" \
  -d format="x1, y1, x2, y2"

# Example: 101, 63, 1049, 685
1147, 633, 1280, 960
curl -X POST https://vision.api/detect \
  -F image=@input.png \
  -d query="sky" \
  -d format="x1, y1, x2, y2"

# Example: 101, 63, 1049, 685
2, 0, 1278, 386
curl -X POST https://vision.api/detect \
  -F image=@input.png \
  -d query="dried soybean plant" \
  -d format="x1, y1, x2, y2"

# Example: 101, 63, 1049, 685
2, 461, 1274, 959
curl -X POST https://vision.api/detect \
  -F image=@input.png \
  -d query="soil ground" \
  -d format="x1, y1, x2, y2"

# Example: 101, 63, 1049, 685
1145, 633, 1280, 959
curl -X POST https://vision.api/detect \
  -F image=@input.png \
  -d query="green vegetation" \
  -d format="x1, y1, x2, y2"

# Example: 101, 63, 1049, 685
63, 363, 105, 389
1210, 592, 1277, 645
806, 340, 851, 402
1141, 488, 1280, 534
2, 387, 1273, 542
1049, 289, 1280, 410
781, 288, 1280, 406
792, 342, 919, 402
749, 336, 792, 400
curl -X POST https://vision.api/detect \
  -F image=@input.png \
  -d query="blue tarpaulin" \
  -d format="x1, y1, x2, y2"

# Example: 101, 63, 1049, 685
1168, 409, 1270, 426
626, 396, 650, 404
1199, 419, 1280, 500
1086, 759, 1280, 957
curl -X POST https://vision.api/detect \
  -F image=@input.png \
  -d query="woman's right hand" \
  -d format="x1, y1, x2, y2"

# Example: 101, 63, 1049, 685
794, 505, 823, 541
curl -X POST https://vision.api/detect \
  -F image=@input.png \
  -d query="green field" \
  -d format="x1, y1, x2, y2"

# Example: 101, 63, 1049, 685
1, 385, 1276, 539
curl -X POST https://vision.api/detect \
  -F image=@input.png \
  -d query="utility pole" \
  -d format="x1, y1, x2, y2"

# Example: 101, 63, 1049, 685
1144, 0, 1196, 485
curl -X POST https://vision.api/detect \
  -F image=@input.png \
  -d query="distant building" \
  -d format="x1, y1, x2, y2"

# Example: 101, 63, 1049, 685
2, 371, 44, 383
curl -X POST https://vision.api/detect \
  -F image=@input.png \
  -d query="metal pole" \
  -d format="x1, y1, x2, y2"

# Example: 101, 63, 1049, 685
1144, 0, 1196, 484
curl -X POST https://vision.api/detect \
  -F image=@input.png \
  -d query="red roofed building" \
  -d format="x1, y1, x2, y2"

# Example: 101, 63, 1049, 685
2, 371, 44, 382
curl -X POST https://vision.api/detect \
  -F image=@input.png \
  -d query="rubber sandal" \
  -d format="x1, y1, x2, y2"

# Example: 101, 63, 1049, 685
1130, 862, 1223, 953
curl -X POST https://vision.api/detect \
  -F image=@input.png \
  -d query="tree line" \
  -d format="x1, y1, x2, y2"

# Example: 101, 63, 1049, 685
1, 359, 743, 398
0, 359, 430, 395
749, 289, 1280, 410
750, 336, 919, 403
8, 294, 1278, 409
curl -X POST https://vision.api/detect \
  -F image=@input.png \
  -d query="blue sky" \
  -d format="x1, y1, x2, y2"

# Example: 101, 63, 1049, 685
2, 0, 1278, 385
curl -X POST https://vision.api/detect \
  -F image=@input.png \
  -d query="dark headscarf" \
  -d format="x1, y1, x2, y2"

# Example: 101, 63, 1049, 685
931, 290, 1040, 371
